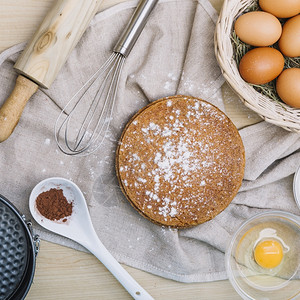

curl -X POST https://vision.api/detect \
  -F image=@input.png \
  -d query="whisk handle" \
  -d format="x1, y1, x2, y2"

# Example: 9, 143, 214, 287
113, 0, 159, 57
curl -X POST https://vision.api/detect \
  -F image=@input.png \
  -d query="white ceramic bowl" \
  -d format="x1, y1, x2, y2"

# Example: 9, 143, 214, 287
293, 166, 300, 211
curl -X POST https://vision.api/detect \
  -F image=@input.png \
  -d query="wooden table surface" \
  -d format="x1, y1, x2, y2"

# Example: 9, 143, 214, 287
0, 0, 261, 299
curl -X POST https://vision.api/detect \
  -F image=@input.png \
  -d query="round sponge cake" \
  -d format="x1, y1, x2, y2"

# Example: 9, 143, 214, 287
116, 95, 245, 228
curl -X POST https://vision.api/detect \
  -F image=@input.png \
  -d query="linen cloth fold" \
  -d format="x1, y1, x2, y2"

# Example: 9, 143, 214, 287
0, 0, 299, 283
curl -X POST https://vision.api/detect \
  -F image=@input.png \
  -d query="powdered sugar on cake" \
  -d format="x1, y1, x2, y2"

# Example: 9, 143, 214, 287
117, 96, 245, 227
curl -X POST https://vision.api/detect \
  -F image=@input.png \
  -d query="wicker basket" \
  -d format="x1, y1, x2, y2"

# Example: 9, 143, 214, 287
214, 0, 300, 133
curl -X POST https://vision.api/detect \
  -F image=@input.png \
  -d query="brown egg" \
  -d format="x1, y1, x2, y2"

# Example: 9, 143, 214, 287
239, 47, 284, 84
276, 68, 300, 108
279, 15, 300, 57
259, 0, 300, 18
234, 11, 282, 46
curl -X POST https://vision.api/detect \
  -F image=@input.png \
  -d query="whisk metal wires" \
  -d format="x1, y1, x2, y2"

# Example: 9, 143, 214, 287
55, 0, 158, 156
55, 52, 124, 155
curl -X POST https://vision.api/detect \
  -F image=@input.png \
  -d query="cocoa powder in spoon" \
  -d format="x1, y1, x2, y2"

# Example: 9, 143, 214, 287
36, 188, 73, 222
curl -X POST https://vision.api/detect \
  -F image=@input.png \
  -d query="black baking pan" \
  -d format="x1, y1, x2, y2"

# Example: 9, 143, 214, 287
0, 194, 39, 300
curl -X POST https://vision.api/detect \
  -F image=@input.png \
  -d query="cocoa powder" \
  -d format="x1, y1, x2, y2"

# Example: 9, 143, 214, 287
36, 188, 73, 222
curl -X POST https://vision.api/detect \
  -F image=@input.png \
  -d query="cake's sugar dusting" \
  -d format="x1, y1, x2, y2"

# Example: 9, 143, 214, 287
118, 97, 244, 226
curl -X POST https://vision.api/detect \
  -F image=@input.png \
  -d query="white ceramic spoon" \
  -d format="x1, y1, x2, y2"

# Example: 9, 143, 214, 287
29, 177, 154, 300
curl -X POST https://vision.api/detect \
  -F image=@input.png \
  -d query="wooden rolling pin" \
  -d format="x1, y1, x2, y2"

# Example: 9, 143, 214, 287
0, 0, 102, 142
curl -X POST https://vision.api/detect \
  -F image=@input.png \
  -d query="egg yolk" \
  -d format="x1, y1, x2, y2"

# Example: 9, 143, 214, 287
254, 240, 283, 269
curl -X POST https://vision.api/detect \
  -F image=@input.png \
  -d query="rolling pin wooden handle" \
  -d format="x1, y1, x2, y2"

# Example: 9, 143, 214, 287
0, 75, 38, 142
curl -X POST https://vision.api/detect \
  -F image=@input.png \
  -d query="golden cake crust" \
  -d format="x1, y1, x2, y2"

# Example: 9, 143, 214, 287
116, 95, 245, 228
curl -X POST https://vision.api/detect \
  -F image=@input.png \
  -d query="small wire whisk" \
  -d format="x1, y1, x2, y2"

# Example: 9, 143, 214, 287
55, 0, 158, 156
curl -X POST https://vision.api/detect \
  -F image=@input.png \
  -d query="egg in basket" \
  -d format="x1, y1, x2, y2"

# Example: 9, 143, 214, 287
214, 0, 300, 132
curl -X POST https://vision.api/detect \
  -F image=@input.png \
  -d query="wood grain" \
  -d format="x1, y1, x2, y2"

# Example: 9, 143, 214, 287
14, 0, 102, 88
0, 0, 262, 299
0, 75, 38, 142
28, 241, 240, 300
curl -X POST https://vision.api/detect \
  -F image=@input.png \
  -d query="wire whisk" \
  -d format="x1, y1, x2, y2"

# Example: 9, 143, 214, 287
55, 0, 158, 155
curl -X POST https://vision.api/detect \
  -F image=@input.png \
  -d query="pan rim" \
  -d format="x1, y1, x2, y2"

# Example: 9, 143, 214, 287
0, 194, 37, 300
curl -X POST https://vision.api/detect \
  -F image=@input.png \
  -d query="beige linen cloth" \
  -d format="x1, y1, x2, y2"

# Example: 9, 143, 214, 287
0, 0, 299, 283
